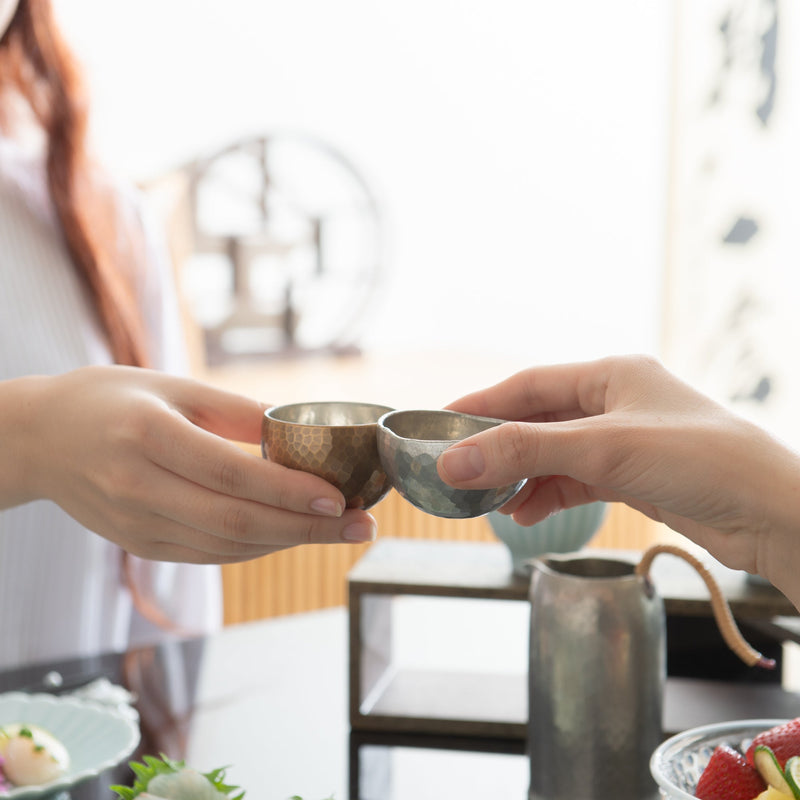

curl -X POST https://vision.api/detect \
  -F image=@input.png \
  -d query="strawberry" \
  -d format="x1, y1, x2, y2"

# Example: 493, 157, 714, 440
695, 744, 766, 800
746, 718, 800, 769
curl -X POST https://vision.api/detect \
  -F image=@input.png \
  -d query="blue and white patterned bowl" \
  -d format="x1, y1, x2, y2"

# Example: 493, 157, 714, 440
487, 501, 608, 575
650, 719, 787, 799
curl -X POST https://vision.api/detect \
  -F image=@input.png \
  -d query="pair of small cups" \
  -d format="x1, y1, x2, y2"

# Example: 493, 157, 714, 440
261, 401, 525, 518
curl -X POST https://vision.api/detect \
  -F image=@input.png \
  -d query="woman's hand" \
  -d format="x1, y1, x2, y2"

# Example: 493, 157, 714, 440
437, 355, 800, 605
3, 365, 376, 563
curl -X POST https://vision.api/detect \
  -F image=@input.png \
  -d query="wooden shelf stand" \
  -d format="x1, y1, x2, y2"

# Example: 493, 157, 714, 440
348, 538, 799, 744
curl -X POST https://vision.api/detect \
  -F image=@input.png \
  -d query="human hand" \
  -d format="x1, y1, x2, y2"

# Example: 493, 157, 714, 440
437, 355, 800, 601
6, 366, 376, 563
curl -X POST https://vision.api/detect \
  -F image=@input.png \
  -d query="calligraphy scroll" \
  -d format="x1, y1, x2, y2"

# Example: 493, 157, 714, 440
663, 0, 800, 443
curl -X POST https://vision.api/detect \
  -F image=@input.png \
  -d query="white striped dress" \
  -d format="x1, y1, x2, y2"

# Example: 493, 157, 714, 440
0, 136, 221, 669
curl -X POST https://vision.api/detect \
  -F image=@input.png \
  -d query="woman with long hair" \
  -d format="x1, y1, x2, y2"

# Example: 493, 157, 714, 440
0, 0, 376, 668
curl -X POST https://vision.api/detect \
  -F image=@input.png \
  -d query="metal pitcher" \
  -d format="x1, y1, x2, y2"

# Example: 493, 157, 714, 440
528, 553, 665, 800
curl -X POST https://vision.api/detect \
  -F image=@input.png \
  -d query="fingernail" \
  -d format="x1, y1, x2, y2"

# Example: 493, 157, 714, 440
310, 498, 343, 517
440, 445, 485, 482
342, 520, 377, 543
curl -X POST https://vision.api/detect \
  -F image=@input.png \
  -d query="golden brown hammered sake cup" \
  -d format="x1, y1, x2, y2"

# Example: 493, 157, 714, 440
262, 401, 395, 509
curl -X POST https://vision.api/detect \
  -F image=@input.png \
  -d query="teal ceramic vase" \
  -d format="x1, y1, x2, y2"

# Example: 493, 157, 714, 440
487, 501, 608, 575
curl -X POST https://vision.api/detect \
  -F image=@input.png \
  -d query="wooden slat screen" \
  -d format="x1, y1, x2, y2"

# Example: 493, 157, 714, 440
221, 490, 668, 625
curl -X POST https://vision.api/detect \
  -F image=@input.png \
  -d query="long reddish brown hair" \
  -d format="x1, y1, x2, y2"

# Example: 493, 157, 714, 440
0, 0, 149, 367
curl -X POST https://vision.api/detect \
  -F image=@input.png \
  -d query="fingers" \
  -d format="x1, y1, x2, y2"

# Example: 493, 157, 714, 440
122, 371, 349, 516
445, 359, 616, 423
116, 527, 286, 564
115, 504, 377, 563
149, 471, 378, 548
139, 408, 349, 517
499, 475, 608, 526
438, 358, 674, 493
102, 461, 378, 561
438, 418, 589, 489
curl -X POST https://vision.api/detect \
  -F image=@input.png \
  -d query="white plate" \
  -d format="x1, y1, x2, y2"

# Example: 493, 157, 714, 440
0, 692, 140, 798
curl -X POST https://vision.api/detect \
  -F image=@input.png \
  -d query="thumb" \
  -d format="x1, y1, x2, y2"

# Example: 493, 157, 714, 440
438, 421, 554, 488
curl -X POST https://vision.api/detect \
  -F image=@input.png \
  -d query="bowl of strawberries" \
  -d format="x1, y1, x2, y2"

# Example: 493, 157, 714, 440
650, 718, 800, 799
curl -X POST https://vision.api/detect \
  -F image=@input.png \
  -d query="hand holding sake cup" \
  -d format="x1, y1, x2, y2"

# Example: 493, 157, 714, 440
262, 403, 525, 518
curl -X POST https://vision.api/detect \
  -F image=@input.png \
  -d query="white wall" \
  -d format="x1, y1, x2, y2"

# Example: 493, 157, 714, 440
55, 1, 672, 364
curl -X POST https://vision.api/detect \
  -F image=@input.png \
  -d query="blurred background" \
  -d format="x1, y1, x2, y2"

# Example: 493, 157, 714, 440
50, 0, 800, 621
54, 0, 669, 364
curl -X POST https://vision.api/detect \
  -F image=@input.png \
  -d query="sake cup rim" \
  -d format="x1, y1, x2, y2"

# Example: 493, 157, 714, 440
377, 408, 507, 442
264, 401, 394, 427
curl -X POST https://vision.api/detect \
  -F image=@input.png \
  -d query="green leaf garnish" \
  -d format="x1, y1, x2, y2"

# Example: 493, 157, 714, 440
110, 753, 245, 799
287, 796, 336, 800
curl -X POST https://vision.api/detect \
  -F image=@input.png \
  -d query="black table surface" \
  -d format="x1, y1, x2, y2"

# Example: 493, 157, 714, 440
1, 608, 529, 800
2, 602, 799, 800
0, 609, 359, 800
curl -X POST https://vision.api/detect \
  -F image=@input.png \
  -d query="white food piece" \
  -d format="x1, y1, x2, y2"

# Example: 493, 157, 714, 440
147, 769, 229, 800
0, 723, 70, 786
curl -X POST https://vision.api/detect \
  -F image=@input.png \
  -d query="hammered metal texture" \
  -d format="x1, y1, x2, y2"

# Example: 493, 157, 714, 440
528, 555, 665, 800
376, 409, 525, 519
262, 402, 393, 509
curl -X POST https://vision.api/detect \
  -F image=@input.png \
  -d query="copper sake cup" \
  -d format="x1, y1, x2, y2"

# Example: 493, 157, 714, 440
262, 401, 395, 509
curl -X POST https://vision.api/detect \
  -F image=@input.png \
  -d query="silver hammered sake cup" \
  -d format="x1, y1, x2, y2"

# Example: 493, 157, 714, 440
376, 409, 525, 519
